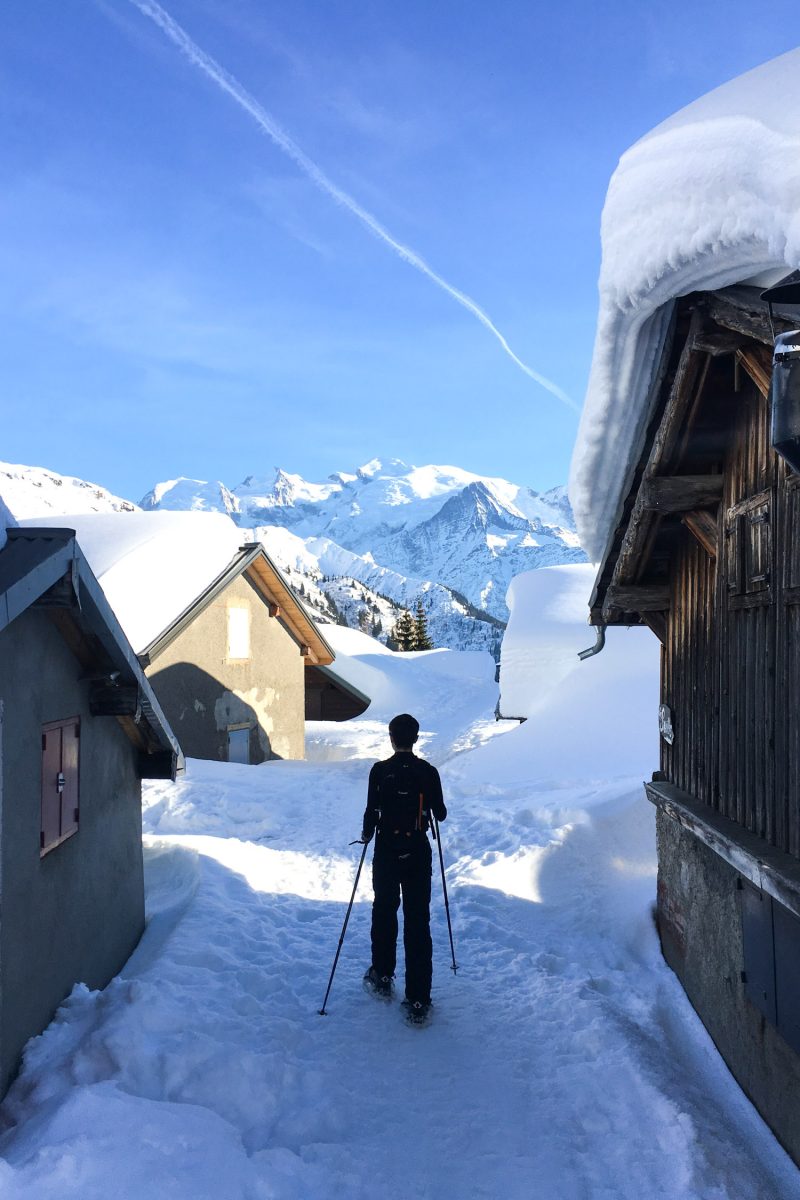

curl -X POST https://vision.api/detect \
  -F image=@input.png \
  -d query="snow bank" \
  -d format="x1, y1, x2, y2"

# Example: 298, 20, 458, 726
18, 511, 246, 652
320, 625, 495, 721
570, 47, 800, 560
484, 564, 658, 781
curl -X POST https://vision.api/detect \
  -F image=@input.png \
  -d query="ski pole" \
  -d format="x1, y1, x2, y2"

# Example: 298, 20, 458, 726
432, 815, 458, 974
319, 839, 368, 1015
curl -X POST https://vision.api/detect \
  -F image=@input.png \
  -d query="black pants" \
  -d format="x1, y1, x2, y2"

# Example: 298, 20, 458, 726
371, 837, 433, 1004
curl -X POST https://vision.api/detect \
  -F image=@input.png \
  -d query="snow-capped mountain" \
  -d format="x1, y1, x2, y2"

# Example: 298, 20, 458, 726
143, 459, 585, 623
256, 524, 505, 658
1, 458, 583, 660
140, 477, 240, 516
0, 462, 138, 517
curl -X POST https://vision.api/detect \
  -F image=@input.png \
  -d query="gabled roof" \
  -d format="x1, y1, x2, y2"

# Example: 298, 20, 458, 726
140, 542, 334, 667
0, 527, 182, 778
17, 512, 333, 665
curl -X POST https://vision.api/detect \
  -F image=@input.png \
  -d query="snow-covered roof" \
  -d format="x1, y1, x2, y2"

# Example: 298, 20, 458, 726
0, 495, 17, 554
570, 48, 800, 562
18, 511, 255, 653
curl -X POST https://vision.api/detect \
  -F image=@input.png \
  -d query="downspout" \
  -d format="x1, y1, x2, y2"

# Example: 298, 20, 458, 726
578, 624, 606, 661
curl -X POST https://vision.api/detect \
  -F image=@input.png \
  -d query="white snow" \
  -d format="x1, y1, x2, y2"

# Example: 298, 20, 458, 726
17, 510, 248, 653
497, 564, 659, 778
570, 47, 800, 561
0, 461, 138, 520
0, 496, 17, 553
0, 581, 796, 1198
140, 477, 241, 516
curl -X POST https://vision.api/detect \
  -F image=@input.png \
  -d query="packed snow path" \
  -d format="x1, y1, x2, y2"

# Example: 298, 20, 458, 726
0, 712, 796, 1198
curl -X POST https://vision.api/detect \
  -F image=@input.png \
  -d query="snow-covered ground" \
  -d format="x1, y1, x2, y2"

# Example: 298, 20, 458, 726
0, 629, 796, 1197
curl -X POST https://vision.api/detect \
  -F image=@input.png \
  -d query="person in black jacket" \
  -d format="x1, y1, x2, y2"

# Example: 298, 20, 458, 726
361, 713, 447, 1022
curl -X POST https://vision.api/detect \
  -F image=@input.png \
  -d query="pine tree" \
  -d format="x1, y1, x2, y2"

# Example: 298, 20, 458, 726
391, 608, 417, 651
414, 599, 433, 650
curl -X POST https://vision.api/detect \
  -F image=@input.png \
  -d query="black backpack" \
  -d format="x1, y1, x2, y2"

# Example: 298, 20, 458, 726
376, 758, 429, 845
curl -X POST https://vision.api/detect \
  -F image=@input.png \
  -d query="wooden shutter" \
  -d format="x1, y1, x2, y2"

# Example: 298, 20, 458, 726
41, 727, 63, 851
726, 490, 773, 606
744, 495, 772, 595
60, 721, 80, 839
784, 478, 800, 597
41, 718, 80, 855
724, 519, 739, 594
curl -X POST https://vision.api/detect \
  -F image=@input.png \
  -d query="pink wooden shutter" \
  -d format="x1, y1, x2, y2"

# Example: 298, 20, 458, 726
60, 720, 80, 839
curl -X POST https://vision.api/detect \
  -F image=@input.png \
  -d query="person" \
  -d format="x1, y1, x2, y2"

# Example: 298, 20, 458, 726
361, 713, 447, 1023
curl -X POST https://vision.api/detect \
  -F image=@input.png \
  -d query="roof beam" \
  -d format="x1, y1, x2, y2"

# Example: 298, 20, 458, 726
605, 584, 671, 613
604, 311, 711, 620
736, 345, 772, 399
639, 475, 724, 513
682, 510, 719, 558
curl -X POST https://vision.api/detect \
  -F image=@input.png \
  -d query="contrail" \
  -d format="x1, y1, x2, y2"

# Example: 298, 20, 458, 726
128, 0, 575, 410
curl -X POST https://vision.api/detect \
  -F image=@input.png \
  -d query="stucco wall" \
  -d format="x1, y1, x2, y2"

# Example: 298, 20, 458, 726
0, 610, 145, 1097
656, 807, 800, 1164
146, 572, 305, 762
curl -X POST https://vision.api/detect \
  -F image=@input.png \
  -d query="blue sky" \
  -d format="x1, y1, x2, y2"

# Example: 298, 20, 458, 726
2, 1, 799, 502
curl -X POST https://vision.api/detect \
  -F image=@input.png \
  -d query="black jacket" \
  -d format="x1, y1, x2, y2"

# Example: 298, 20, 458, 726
362, 751, 447, 844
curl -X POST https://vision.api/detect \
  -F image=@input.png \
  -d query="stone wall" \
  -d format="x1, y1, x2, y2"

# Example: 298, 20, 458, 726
656, 807, 800, 1164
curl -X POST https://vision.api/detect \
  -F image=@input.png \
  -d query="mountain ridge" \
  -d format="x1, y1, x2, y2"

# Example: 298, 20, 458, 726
2, 457, 585, 659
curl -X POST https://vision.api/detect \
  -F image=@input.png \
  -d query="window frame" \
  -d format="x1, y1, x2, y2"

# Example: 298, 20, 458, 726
226, 604, 251, 662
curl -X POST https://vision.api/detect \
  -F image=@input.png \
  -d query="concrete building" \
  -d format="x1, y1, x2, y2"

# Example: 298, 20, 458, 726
22, 513, 336, 764
0, 525, 181, 1096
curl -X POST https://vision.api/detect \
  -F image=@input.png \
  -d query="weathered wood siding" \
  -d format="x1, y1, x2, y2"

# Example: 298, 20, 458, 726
663, 370, 800, 857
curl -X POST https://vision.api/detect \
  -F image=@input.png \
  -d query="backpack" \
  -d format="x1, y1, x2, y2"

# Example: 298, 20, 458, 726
376, 758, 429, 845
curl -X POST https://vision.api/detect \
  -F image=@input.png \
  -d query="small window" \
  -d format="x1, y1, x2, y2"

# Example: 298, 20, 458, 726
227, 606, 250, 660
227, 726, 251, 764
726, 490, 772, 603
41, 718, 80, 855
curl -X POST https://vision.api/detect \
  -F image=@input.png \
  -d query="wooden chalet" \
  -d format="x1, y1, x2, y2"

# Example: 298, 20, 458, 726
588, 282, 800, 1162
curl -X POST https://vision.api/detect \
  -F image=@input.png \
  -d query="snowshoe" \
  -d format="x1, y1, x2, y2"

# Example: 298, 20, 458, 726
401, 999, 432, 1027
363, 967, 393, 1000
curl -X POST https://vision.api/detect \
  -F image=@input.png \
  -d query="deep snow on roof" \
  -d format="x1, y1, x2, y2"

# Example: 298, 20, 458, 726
570, 47, 800, 563
18, 511, 246, 653
0, 496, 17, 553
